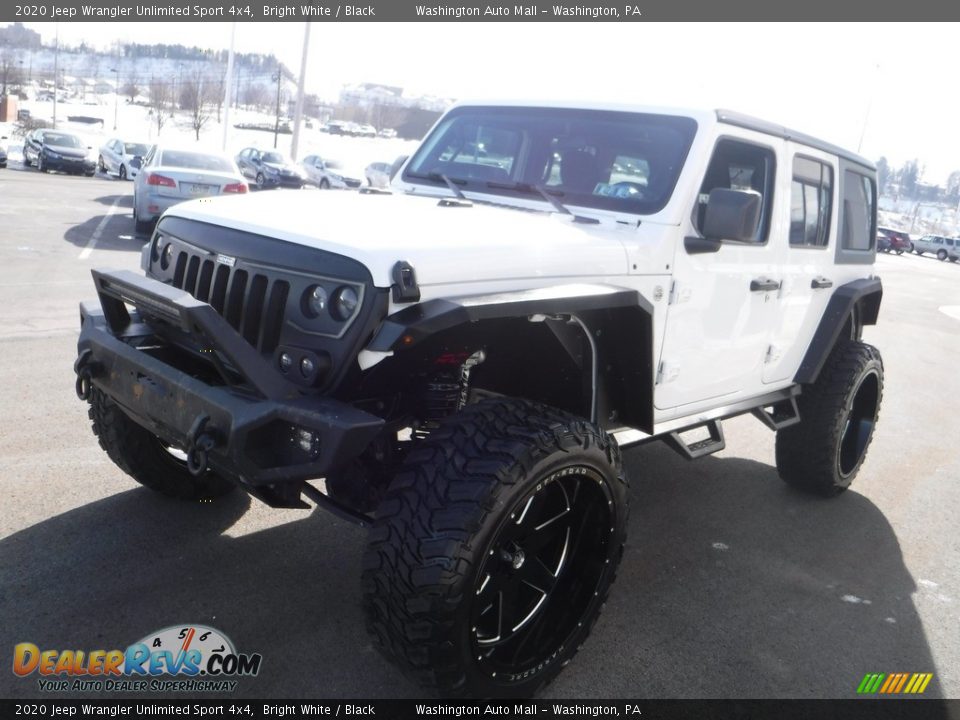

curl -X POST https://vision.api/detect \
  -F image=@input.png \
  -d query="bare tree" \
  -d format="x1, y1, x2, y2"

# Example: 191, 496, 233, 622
122, 75, 139, 103
0, 51, 23, 96
243, 83, 269, 111
148, 77, 171, 136
182, 70, 214, 141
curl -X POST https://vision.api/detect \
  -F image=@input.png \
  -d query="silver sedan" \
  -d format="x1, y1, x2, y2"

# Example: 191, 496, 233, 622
132, 146, 248, 234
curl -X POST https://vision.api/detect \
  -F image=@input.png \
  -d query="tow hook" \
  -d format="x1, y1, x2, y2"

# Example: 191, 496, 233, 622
74, 349, 100, 401
185, 414, 218, 476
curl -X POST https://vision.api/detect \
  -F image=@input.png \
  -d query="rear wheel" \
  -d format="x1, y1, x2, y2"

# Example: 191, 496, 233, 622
133, 203, 152, 235
895, 249, 904, 255
319, 178, 330, 190
363, 398, 628, 697
937, 249, 948, 261
776, 341, 883, 497
88, 387, 234, 500
97, 155, 106, 172
255, 172, 265, 189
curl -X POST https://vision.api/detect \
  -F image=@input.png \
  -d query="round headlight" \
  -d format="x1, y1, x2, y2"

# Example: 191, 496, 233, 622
303, 285, 327, 318
160, 242, 173, 270
331, 286, 359, 321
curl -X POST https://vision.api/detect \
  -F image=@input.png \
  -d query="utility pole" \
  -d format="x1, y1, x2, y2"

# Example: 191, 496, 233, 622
52, 23, 59, 129
290, 23, 311, 161
110, 67, 119, 130
273, 64, 282, 149
222, 22, 236, 152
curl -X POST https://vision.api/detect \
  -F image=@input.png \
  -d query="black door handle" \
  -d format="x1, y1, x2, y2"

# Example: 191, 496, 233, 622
750, 278, 781, 292
811, 277, 833, 289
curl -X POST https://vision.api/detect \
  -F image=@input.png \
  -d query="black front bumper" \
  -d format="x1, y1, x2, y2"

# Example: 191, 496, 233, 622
76, 269, 384, 500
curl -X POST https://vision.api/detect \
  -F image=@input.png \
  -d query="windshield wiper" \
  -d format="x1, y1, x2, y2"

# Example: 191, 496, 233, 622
406, 171, 469, 200
486, 181, 600, 224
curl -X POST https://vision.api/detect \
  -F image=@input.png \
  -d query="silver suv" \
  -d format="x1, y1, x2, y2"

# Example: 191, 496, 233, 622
913, 234, 960, 261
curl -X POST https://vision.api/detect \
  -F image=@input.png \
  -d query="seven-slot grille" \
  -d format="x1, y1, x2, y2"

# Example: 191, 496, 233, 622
170, 249, 289, 354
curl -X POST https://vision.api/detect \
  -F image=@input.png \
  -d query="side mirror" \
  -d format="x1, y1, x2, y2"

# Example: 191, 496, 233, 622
390, 155, 409, 181
686, 188, 761, 254
703, 188, 760, 242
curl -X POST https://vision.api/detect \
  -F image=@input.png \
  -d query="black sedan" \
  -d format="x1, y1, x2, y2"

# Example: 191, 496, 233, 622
235, 147, 305, 190
23, 129, 96, 176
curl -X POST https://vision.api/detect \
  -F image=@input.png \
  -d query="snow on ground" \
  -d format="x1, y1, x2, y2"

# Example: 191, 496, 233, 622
0, 94, 420, 177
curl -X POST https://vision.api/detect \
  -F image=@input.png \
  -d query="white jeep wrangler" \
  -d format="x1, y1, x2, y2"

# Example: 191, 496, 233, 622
75, 102, 883, 697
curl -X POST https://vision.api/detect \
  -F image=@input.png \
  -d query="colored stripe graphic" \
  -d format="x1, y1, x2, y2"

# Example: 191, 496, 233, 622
857, 672, 933, 694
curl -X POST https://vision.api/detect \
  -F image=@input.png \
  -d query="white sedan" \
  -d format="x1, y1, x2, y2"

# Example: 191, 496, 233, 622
98, 138, 151, 180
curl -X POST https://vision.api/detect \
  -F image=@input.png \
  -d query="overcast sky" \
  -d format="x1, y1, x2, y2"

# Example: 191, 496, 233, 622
15, 21, 959, 184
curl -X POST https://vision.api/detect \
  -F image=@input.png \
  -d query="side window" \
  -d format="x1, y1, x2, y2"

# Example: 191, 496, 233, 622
697, 139, 776, 243
840, 170, 875, 251
789, 156, 833, 247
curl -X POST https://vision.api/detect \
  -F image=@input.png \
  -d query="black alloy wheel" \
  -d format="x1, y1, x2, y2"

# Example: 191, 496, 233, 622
363, 398, 628, 697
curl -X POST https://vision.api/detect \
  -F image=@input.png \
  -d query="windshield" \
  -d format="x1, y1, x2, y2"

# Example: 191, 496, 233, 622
262, 152, 288, 164
43, 132, 84, 148
126, 143, 149, 156
404, 106, 697, 215
159, 151, 235, 172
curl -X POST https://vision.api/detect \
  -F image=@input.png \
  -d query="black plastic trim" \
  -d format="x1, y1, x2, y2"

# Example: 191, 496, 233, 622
716, 109, 876, 171
368, 285, 647, 353
794, 277, 883, 384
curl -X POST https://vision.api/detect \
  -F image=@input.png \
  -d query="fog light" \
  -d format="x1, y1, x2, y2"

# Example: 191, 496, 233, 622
331, 286, 359, 321
279, 352, 293, 372
300, 356, 315, 377
303, 285, 327, 317
295, 427, 321, 459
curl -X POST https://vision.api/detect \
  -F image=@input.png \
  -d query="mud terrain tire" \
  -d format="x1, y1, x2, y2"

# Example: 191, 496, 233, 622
776, 341, 883, 497
88, 387, 234, 500
362, 398, 628, 697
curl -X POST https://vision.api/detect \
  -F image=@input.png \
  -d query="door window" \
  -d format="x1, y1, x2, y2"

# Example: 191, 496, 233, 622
789, 156, 832, 247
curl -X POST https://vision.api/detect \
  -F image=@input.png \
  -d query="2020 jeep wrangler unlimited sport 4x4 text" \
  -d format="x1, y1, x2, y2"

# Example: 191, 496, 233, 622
75, 102, 883, 697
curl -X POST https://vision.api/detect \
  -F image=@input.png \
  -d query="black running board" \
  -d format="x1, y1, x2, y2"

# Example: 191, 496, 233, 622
750, 396, 801, 431
664, 419, 726, 460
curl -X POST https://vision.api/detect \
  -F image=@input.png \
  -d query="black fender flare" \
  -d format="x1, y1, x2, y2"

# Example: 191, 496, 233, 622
794, 277, 882, 385
367, 284, 656, 433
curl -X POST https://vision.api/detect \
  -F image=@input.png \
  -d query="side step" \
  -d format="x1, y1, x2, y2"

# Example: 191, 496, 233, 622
750, 396, 801, 431
664, 419, 726, 460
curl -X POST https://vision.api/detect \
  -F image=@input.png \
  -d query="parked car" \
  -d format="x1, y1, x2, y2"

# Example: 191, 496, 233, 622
356, 124, 377, 138
877, 226, 911, 254
132, 145, 247, 233
235, 147, 305, 190
378, 128, 398, 139
365, 161, 392, 189
0, 135, 7, 169
913, 234, 959, 261
300, 155, 363, 189
98, 138, 151, 180
22, 129, 96, 176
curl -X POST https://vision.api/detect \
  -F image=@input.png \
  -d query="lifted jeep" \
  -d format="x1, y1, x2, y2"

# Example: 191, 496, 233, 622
75, 103, 883, 697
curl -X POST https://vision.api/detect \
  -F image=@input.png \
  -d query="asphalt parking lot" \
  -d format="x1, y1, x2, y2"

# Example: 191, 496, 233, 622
1, 162, 959, 701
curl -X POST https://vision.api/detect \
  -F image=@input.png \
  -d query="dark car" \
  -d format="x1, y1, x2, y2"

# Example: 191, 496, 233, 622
877, 226, 912, 254
0, 135, 8, 168
235, 147, 305, 190
23, 129, 96, 176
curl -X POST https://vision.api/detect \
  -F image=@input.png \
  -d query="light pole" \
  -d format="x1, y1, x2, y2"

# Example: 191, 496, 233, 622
272, 65, 282, 149
109, 67, 119, 130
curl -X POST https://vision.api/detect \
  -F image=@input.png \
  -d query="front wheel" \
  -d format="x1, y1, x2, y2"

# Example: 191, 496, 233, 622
937, 249, 948, 261
88, 388, 234, 500
318, 178, 330, 189
37, 155, 46, 173
255, 172, 265, 189
119, 164, 127, 180
362, 398, 628, 697
775, 341, 883, 497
